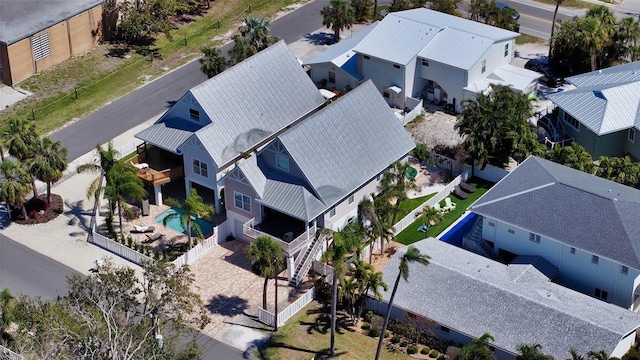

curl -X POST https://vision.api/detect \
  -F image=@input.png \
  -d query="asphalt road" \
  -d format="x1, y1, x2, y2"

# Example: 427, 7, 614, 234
0, 233, 78, 300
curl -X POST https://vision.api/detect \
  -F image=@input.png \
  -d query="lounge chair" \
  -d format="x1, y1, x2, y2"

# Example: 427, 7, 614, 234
459, 181, 476, 193
445, 197, 457, 211
417, 223, 428, 233
433, 202, 446, 214
131, 225, 155, 233
143, 232, 163, 243
453, 185, 468, 200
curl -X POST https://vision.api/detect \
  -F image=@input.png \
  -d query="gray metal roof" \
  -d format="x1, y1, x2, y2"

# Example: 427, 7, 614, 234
135, 116, 204, 153
260, 180, 327, 221
304, 22, 378, 67
566, 61, 640, 88
0, 0, 104, 45
191, 41, 325, 167
547, 81, 640, 135
278, 80, 415, 208
354, 9, 518, 66
470, 156, 640, 268
238, 156, 267, 198
380, 238, 640, 358
418, 29, 492, 70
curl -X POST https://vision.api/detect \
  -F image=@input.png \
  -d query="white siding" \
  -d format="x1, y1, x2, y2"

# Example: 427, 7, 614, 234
418, 59, 466, 111
308, 63, 360, 93
467, 40, 514, 84
360, 56, 405, 107
323, 176, 380, 231
181, 141, 218, 188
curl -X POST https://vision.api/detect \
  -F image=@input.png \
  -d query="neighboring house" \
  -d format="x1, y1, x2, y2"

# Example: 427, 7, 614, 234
469, 156, 640, 310
134, 41, 326, 212
305, 9, 540, 113
224, 80, 415, 284
0, 0, 104, 85
368, 238, 640, 359
546, 62, 640, 160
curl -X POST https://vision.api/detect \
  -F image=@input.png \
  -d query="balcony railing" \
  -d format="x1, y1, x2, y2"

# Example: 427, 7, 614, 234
135, 166, 183, 186
243, 218, 315, 255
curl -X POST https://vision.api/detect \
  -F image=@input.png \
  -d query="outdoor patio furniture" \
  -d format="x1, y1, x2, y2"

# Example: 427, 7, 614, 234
459, 181, 476, 193
433, 203, 446, 214
453, 185, 469, 200
143, 232, 163, 243
445, 197, 457, 211
406, 166, 418, 180
131, 225, 155, 233
417, 223, 428, 233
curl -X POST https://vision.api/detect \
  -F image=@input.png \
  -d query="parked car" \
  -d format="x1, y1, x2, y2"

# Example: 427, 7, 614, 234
524, 59, 565, 88
497, 2, 520, 20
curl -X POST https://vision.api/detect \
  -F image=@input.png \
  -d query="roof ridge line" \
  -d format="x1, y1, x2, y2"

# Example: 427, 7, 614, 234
473, 182, 555, 208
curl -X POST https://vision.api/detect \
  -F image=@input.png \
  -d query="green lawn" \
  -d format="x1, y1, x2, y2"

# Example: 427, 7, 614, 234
256, 301, 410, 360
395, 193, 437, 221
516, 33, 545, 45
395, 178, 493, 245
533, 0, 595, 8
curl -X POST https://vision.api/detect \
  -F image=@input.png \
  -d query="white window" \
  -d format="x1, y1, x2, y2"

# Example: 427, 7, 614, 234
629, 128, 636, 143
348, 195, 354, 205
440, 326, 450, 333
234, 192, 251, 212
564, 112, 580, 131
592, 255, 599, 264
488, 221, 495, 227
570, 247, 576, 254
422, 59, 429, 66
329, 207, 336, 218
383, 91, 390, 98
529, 233, 540, 243
595, 288, 608, 300
192, 159, 208, 177
276, 154, 289, 172
328, 71, 335, 84
32, 32, 51, 61
189, 108, 200, 121
621, 265, 629, 275
393, 64, 401, 69
481, 59, 486, 73
504, 43, 509, 57
508, 229, 515, 234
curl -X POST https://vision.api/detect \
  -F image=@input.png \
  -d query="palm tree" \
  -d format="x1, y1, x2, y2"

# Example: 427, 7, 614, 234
321, 0, 355, 43
616, 16, 640, 62
239, 17, 274, 51
347, 259, 387, 323
380, 161, 419, 228
358, 197, 384, 264
587, 350, 615, 360
517, 344, 554, 360
577, 16, 609, 71
567, 349, 585, 360
76, 142, 119, 206
375, 246, 430, 360
0, 159, 32, 220
246, 235, 285, 330
548, 0, 565, 58
200, 46, 226, 78
5, 118, 40, 197
458, 333, 497, 360
0, 288, 14, 337
420, 205, 443, 232
30, 137, 68, 204
104, 162, 147, 236
163, 188, 214, 249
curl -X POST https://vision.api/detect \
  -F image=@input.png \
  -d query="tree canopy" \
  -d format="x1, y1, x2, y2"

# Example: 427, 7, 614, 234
321, 0, 356, 43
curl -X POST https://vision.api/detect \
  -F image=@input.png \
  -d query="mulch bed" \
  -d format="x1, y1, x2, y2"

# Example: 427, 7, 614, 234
11, 194, 64, 225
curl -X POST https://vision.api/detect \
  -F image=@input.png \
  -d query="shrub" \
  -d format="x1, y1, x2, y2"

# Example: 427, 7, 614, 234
385, 331, 390, 338
391, 335, 401, 344
363, 310, 374, 323
407, 345, 419, 354
369, 326, 381, 338
421, 347, 431, 355
361, 322, 371, 330
429, 349, 439, 358
400, 341, 408, 348
438, 355, 446, 360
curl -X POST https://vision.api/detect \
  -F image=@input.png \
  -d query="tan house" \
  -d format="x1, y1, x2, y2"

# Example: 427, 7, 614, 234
0, 0, 104, 85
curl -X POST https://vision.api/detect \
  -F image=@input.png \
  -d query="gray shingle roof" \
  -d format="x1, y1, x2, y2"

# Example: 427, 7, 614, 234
193, 41, 326, 167
380, 238, 640, 358
0, 0, 104, 45
278, 80, 415, 207
353, 9, 518, 66
470, 156, 640, 268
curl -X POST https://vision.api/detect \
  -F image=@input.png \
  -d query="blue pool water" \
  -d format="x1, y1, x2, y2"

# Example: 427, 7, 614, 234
438, 212, 478, 247
155, 208, 213, 236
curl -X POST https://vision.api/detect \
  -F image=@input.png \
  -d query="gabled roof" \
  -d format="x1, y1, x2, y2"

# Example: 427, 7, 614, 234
470, 156, 640, 268
236, 80, 415, 220
548, 62, 640, 135
136, 41, 326, 164
0, 0, 104, 45
278, 80, 415, 208
380, 238, 640, 358
353, 9, 518, 66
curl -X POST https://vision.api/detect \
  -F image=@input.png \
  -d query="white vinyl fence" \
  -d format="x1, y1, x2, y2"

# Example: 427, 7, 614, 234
1, 345, 24, 360
258, 287, 316, 328
172, 220, 232, 267
91, 232, 154, 264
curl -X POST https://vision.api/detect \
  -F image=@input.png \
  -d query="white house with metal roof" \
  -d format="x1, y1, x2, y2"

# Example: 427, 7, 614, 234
469, 156, 640, 310
368, 238, 640, 359
134, 41, 326, 211
224, 81, 415, 284
546, 61, 640, 161
305, 9, 540, 113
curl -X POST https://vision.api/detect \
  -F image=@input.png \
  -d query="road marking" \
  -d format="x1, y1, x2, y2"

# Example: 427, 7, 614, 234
522, 13, 553, 24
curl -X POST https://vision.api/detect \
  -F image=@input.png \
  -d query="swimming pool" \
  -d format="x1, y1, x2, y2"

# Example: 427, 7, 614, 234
155, 208, 213, 236
438, 212, 478, 247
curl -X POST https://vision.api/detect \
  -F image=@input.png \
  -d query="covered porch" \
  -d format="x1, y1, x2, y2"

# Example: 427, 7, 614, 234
130, 144, 184, 205
242, 207, 315, 255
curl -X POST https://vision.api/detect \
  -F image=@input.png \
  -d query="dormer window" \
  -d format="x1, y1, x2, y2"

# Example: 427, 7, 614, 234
189, 108, 200, 121
276, 154, 289, 172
